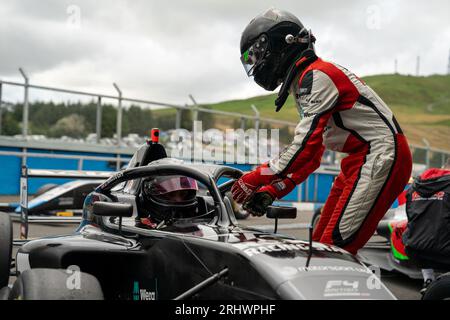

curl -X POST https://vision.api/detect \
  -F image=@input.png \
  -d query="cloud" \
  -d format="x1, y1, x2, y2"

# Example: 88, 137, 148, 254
0, 0, 449, 106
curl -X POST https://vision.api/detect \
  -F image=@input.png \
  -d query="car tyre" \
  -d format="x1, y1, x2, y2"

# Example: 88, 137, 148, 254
10, 268, 104, 300
311, 206, 323, 232
0, 286, 11, 300
422, 273, 450, 300
0, 212, 12, 288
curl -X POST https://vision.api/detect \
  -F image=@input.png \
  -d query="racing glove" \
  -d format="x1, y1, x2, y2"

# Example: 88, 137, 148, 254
231, 164, 278, 204
242, 178, 297, 216
258, 177, 297, 200
243, 191, 274, 217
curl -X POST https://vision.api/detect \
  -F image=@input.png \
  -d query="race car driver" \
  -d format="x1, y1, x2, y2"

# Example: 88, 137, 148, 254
136, 175, 199, 228
232, 8, 412, 254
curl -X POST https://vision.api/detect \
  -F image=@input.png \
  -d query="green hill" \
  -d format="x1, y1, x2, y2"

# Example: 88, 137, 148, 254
203, 74, 450, 150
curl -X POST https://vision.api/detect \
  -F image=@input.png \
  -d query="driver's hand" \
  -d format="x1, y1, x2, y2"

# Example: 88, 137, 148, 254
231, 164, 278, 204
243, 191, 274, 217
242, 177, 298, 216
231, 172, 261, 204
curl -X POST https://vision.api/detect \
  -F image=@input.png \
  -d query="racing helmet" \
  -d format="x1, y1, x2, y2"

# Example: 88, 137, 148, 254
141, 175, 199, 223
240, 8, 314, 91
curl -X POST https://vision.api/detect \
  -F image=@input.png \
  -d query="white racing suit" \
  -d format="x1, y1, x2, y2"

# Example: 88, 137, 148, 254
268, 52, 412, 254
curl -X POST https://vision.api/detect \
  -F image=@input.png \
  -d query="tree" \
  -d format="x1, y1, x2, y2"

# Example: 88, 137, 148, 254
1, 111, 20, 135
123, 105, 154, 136
49, 114, 86, 138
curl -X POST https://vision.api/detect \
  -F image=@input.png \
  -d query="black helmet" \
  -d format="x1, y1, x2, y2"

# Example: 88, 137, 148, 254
141, 175, 199, 224
240, 8, 314, 92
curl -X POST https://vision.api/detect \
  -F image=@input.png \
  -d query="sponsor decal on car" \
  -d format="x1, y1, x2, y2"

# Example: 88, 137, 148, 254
278, 265, 380, 278
132, 280, 157, 301
324, 280, 363, 297
99, 172, 124, 190
232, 239, 348, 257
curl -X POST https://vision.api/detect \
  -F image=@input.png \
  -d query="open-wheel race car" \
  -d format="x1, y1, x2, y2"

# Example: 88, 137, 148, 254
0, 130, 396, 300
0, 177, 106, 219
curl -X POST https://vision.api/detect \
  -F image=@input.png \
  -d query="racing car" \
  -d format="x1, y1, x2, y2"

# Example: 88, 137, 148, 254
0, 180, 104, 217
0, 169, 249, 223
0, 130, 395, 300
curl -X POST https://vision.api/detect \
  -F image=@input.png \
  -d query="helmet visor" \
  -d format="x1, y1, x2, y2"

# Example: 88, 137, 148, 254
147, 175, 198, 196
240, 35, 269, 77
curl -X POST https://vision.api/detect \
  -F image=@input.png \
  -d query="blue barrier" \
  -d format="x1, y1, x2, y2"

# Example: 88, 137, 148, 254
0, 144, 339, 205
1, 143, 403, 210
0, 146, 131, 195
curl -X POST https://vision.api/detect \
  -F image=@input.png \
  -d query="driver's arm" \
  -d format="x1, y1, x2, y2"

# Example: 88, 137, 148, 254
269, 69, 339, 186
232, 70, 339, 204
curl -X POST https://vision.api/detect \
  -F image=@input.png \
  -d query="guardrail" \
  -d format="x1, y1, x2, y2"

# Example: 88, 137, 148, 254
1, 68, 449, 168
0, 150, 130, 171
0, 69, 296, 143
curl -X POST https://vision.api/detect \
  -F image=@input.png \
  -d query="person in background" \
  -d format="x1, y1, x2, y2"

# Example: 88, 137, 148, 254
404, 158, 450, 294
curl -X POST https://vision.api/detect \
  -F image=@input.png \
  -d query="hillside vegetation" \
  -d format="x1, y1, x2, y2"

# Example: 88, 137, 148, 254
203, 74, 450, 150
1, 74, 448, 151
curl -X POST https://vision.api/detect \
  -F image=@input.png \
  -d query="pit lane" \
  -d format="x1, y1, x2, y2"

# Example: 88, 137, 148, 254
6, 202, 422, 300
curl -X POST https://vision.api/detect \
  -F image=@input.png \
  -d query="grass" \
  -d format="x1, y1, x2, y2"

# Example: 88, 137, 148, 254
202, 74, 450, 150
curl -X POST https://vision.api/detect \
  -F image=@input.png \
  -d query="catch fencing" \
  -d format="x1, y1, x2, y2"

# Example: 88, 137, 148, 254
0, 68, 449, 168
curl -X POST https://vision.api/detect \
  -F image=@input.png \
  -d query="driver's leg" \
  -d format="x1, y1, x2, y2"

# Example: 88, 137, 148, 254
320, 135, 412, 254
312, 172, 345, 241
342, 136, 411, 254
317, 146, 372, 253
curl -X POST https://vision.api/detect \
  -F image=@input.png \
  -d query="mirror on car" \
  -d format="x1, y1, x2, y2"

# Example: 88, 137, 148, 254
93, 201, 133, 217
266, 206, 297, 219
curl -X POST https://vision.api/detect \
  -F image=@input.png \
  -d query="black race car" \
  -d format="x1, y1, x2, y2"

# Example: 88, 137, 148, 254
0, 136, 396, 300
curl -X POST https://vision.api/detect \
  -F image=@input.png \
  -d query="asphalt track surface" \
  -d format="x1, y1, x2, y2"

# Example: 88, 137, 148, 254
8, 209, 423, 300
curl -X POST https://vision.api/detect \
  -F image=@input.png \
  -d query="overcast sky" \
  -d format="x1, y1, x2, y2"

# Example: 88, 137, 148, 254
0, 0, 449, 106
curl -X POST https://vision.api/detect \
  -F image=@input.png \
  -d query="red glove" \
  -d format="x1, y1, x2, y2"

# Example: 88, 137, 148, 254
243, 178, 297, 216
231, 164, 277, 204
258, 177, 297, 200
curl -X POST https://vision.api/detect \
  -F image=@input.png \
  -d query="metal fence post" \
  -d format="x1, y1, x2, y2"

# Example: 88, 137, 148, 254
251, 104, 260, 133
175, 107, 182, 129
22, 147, 27, 166
423, 138, 430, 168
116, 154, 121, 171
113, 83, 122, 145
96, 96, 102, 143
78, 158, 84, 171
331, 151, 336, 165
240, 117, 246, 130
0, 82, 3, 135
313, 174, 319, 202
19, 68, 29, 138
189, 94, 198, 130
